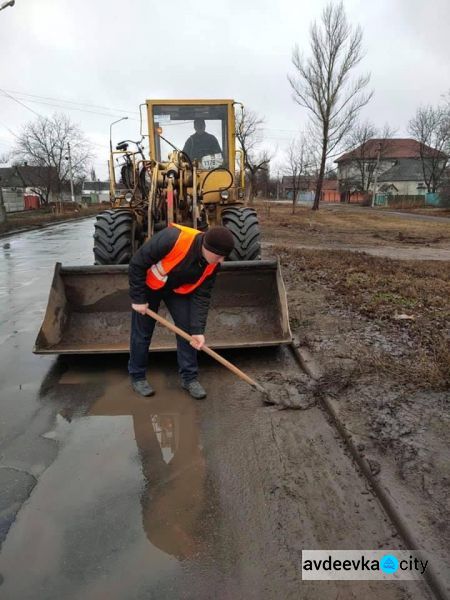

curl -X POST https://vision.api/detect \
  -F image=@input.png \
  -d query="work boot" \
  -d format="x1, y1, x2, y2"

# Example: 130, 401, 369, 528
182, 380, 207, 400
131, 379, 155, 397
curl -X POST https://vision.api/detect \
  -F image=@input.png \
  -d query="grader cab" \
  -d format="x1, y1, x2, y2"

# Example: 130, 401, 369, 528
34, 99, 291, 354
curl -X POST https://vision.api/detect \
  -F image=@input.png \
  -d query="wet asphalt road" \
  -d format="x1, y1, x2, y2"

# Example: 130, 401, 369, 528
0, 220, 435, 599
0, 219, 222, 598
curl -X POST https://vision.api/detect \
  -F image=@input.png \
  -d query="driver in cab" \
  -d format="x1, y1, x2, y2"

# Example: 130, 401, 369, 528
183, 118, 221, 162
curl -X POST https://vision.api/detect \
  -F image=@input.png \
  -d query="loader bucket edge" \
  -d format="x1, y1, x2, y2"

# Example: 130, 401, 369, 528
34, 260, 292, 354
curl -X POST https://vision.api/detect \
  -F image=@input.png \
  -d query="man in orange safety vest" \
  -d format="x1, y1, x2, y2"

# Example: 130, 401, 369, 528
128, 223, 234, 399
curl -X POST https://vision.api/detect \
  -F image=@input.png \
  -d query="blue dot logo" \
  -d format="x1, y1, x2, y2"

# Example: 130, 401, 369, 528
380, 554, 399, 574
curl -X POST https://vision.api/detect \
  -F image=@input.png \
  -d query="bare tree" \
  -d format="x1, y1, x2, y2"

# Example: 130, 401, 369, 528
408, 104, 450, 193
235, 107, 271, 202
247, 151, 271, 202
285, 137, 311, 214
13, 113, 93, 204
342, 121, 395, 194
288, 1, 372, 210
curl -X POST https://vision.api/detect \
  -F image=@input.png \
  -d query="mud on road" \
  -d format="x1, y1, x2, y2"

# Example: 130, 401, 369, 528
0, 351, 436, 599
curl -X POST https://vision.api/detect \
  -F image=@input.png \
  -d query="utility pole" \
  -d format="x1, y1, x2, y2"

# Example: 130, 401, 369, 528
0, 0, 15, 219
67, 142, 75, 203
276, 170, 280, 200
371, 142, 382, 208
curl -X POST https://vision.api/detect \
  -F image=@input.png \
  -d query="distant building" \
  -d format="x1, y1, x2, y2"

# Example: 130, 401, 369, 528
335, 138, 447, 199
0, 165, 58, 211
281, 176, 340, 204
81, 180, 110, 203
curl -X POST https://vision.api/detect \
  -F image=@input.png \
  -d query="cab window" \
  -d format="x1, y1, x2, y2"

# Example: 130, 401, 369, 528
152, 104, 228, 170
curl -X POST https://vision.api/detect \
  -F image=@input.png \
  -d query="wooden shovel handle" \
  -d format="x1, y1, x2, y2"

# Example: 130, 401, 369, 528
144, 307, 266, 394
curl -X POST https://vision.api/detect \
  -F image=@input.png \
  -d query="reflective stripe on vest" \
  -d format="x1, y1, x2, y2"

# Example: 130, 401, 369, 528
145, 223, 218, 294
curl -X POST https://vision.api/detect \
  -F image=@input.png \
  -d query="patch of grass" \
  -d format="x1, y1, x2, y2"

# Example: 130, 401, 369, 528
257, 202, 450, 241
345, 272, 371, 286
366, 339, 450, 390
274, 245, 450, 390
371, 292, 419, 310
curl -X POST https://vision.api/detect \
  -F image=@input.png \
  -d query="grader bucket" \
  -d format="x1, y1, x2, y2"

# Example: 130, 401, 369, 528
33, 261, 292, 354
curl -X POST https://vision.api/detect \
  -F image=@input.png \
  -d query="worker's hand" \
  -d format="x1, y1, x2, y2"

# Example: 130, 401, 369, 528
132, 303, 149, 315
190, 334, 205, 350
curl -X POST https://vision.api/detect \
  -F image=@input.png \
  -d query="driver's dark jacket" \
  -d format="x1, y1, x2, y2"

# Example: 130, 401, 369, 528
129, 227, 218, 335
182, 132, 221, 161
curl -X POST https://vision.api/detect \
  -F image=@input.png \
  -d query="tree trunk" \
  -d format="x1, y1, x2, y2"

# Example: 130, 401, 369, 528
247, 176, 253, 205
0, 187, 7, 225
313, 143, 327, 211
248, 171, 257, 205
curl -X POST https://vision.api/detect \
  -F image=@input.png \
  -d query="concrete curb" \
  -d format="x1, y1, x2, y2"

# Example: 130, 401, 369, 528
290, 342, 448, 600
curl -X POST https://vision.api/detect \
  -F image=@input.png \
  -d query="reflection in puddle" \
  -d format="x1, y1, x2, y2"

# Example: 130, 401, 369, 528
53, 363, 207, 562
151, 415, 177, 464
138, 403, 205, 561
0, 358, 225, 599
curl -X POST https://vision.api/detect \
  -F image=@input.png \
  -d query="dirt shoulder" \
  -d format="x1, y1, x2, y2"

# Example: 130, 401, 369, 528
263, 232, 449, 589
258, 202, 450, 260
0, 204, 100, 237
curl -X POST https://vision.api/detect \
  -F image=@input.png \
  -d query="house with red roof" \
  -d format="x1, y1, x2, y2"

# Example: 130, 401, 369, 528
335, 138, 448, 200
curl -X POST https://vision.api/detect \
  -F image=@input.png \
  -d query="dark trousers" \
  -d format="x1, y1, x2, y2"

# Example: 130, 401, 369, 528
128, 291, 198, 384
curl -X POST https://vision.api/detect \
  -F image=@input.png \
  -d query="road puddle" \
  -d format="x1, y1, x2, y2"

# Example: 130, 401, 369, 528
87, 369, 207, 561
0, 359, 219, 598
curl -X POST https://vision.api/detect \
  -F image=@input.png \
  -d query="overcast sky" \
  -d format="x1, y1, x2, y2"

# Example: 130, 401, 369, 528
0, 0, 449, 179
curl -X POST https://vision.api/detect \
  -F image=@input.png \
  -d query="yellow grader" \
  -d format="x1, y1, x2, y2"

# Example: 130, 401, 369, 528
96, 99, 260, 263
34, 99, 291, 354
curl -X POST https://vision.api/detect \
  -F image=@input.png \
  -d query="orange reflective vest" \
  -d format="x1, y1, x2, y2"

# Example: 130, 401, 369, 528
145, 224, 218, 294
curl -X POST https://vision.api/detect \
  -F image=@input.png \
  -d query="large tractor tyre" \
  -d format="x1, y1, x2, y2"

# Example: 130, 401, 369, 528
221, 207, 261, 261
93, 210, 136, 265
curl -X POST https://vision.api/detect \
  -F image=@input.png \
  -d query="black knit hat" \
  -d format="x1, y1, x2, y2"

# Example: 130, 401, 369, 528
203, 226, 234, 256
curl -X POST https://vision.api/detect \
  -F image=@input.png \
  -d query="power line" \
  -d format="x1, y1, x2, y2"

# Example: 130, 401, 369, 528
0, 88, 140, 120
0, 89, 301, 133
0, 88, 42, 117
0, 92, 140, 121
2, 88, 140, 116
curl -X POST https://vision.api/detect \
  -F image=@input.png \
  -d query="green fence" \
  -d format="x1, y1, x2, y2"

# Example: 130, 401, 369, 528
374, 193, 388, 206
425, 193, 441, 207
373, 193, 449, 209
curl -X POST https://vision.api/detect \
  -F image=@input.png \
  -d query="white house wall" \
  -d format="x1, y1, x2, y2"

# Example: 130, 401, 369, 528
382, 180, 425, 195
